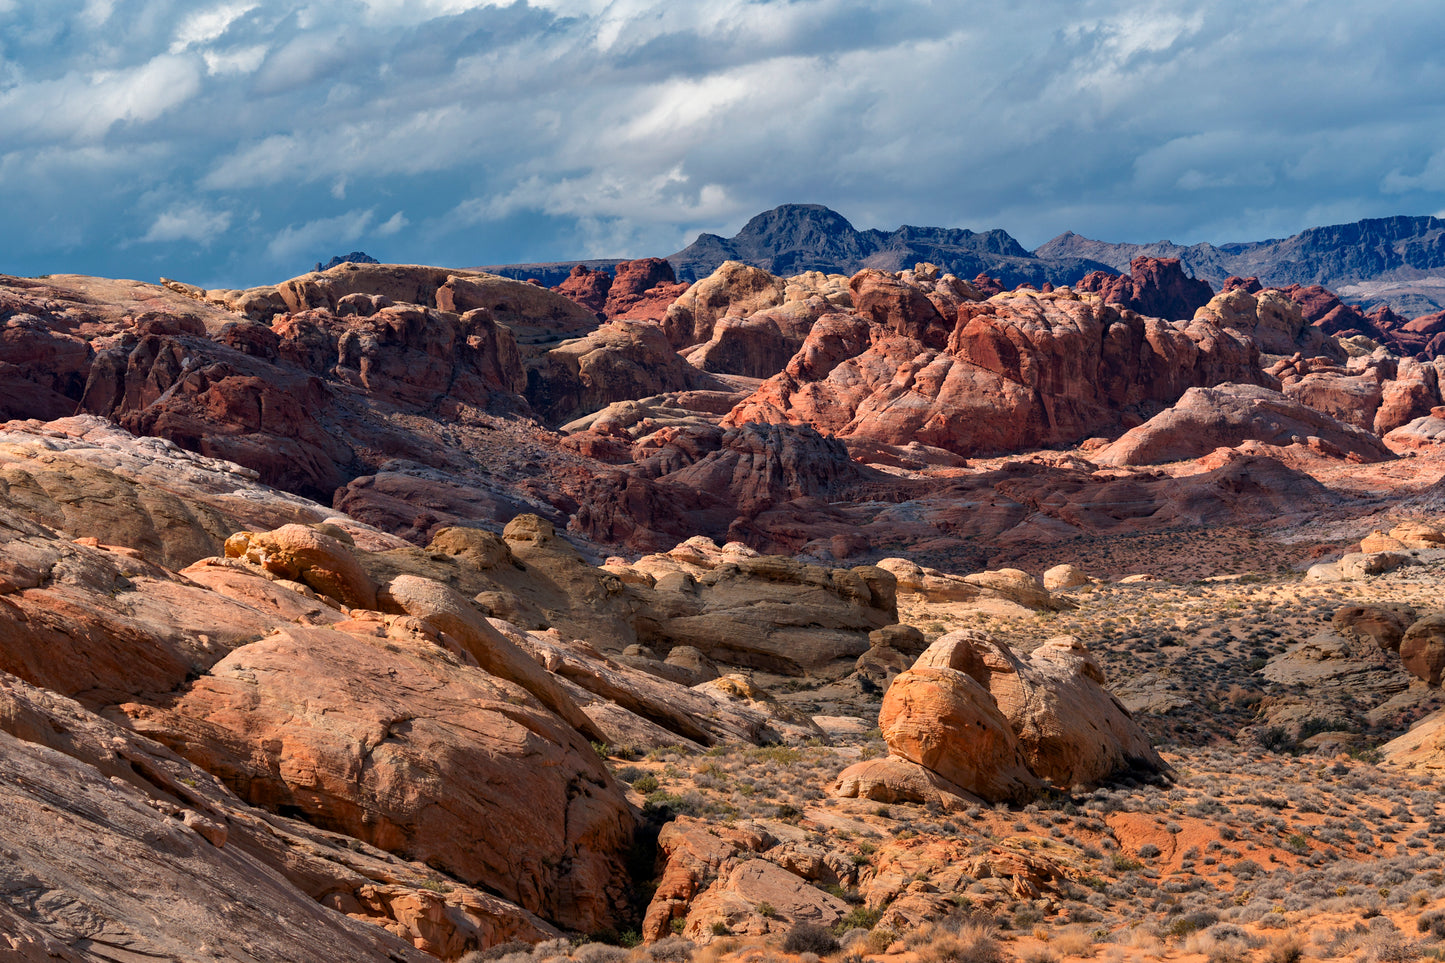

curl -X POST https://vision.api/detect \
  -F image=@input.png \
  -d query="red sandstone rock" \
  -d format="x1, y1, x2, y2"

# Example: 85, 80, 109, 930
603, 258, 688, 320
876, 659, 1041, 803
1075, 256, 1214, 321
1278, 284, 1382, 340
1094, 383, 1396, 466
554, 264, 612, 316
972, 273, 1004, 296
726, 280, 1266, 458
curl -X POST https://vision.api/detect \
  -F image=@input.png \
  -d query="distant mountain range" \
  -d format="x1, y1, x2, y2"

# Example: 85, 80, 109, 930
465, 205, 1445, 314
1038, 215, 1445, 314
665, 204, 1114, 286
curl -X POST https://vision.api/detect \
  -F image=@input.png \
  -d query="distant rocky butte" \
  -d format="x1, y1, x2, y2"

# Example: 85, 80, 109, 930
666, 203, 1115, 287
1036, 215, 1445, 313
314, 251, 380, 272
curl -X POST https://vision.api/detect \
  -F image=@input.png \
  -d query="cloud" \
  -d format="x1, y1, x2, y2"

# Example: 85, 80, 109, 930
376, 211, 408, 235
141, 202, 233, 243
3, 0, 1445, 284
171, 3, 258, 53
202, 44, 269, 76
0, 53, 202, 143
266, 208, 378, 264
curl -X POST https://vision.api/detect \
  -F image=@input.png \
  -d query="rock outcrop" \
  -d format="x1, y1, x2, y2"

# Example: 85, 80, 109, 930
525, 319, 728, 424
1074, 256, 1215, 321
121, 620, 635, 933
836, 631, 1164, 804
1193, 287, 1342, 358
725, 271, 1266, 458
1093, 383, 1396, 466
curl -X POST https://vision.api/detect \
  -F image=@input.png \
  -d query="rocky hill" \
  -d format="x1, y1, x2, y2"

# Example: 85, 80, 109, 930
13, 254, 1445, 961
1037, 215, 1445, 313
665, 204, 1114, 286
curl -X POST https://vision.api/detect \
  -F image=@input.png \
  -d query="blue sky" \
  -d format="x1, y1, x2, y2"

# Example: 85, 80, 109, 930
2, 0, 1443, 288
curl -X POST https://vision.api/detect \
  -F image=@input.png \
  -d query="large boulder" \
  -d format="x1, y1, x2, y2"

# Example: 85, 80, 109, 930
1401, 614, 1445, 687
957, 634, 1167, 786
837, 630, 1164, 804
873, 653, 1041, 803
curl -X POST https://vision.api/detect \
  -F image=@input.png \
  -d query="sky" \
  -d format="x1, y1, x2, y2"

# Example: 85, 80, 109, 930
2, 0, 1444, 289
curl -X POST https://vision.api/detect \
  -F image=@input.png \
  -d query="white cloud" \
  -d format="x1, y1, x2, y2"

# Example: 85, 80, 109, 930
171, 3, 258, 53
0, 53, 201, 143
78, 0, 116, 29
1383, 150, 1445, 194
202, 44, 269, 76
141, 202, 233, 243
376, 211, 408, 235
266, 208, 377, 263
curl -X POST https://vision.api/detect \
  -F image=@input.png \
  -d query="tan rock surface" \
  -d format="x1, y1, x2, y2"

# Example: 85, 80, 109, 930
1093, 383, 1395, 467
681, 858, 848, 939
0, 672, 434, 963
878, 661, 1041, 803
662, 261, 787, 349
970, 634, 1168, 787
121, 622, 635, 934
832, 755, 983, 810
642, 816, 773, 941
1042, 563, 1091, 591
1400, 614, 1445, 687
232, 523, 379, 609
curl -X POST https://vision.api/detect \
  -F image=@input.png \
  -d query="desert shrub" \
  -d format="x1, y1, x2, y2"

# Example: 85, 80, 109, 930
783, 924, 840, 956
1419, 910, 1445, 939
639, 937, 694, 963
461, 940, 533, 962
1166, 911, 1218, 938
834, 906, 883, 933
1361, 932, 1420, 963
864, 928, 897, 954
1052, 925, 1098, 958
914, 923, 1003, 963
1138, 843, 1162, 859
1264, 936, 1304, 963
631, 774, 660, 793
1256, 726, 1292, 752
1021, 950, 1059, 963
574, 943, 631, 963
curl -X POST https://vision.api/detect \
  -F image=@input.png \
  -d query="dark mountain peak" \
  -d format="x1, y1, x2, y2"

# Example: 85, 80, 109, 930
735, 203, 858, 243
667, 204, 1105, 285
314, 251, 379, 272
